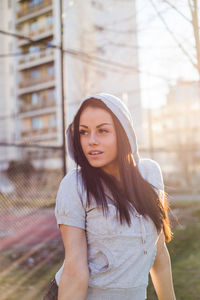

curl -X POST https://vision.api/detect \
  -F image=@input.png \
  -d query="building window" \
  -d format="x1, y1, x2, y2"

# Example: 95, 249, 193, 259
47, 39, 54, 47
29, 0, 34, 7
48, 89, 55, 100
29, 0, 43, 8
30, 69, 41, 79
31, 93, 40, 105
46, 14, 53, 26
97, 46, 105, 55
94, 25, 104, 31
49, 115, 56, 128
47, 65, 54, 76
29, 45, 40, 53
30, 20, 38, 32
32, 117, 43, 130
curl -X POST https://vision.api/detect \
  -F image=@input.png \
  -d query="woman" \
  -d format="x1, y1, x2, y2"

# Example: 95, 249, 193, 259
43, 93, 176, 300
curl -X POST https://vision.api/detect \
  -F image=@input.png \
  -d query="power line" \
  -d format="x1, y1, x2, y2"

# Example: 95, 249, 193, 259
0, 29, 174, 81
0, 29, 139, 72
0, 41, 182, 57
0, 29, 142, 74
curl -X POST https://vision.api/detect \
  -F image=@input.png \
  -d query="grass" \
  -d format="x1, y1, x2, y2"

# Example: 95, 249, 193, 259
0, 200, 200, 300
147, 200, 200, 300
0, 241, 64, 300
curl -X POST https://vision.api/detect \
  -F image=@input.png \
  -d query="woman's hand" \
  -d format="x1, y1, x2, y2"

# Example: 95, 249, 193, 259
150, 230, 176, 300
58, 225, 89, 300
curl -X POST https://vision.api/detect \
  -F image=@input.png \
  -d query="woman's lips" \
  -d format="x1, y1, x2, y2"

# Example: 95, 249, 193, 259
88, 150, 103, 157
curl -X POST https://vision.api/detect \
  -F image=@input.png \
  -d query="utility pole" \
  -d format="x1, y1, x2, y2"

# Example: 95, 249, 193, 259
60, 0, 67, 175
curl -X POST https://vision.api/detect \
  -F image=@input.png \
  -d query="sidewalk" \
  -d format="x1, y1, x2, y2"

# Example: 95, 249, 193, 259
0, 208, 60, 252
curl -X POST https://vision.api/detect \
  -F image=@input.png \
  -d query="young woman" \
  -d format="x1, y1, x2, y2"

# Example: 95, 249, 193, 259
43, 93, 176, 300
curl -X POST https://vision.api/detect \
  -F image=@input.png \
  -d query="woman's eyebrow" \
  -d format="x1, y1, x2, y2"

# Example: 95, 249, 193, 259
79, 123, 112, 128
96, 123, 112, 128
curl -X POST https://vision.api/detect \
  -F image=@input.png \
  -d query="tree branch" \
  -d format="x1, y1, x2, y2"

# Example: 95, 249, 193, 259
149, 0, 198, 71
190, 0, 200, 78
163, 0, 192, 23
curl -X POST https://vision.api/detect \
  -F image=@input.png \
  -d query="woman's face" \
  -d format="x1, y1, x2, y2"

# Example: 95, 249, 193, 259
79, 106, 118, 177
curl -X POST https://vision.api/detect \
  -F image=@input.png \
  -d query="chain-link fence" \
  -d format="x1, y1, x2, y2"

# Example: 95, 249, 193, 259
0, 145, 63, 249
1, 144, 199, 249
0, 144, 65, 299
0, 144, 199, 299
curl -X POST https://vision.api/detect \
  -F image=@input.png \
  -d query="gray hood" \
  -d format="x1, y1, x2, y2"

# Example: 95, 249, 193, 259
66, 93, 140, 165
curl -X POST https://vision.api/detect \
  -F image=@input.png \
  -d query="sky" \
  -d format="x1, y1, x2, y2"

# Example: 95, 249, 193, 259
136, 0, 199, 108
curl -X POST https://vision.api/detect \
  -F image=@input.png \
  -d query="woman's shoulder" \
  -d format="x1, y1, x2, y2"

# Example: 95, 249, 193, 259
60, 168, 82, 188
59, 168, 87, 199
138, 158, 162, 174
137, 158, 164, 190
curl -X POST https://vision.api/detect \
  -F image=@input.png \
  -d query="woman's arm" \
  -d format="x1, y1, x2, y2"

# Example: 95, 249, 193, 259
150, 230, 176, 300
58, 224, 89, 300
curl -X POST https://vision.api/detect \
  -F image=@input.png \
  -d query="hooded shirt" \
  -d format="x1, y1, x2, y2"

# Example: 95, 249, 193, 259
54, 93, 165, 300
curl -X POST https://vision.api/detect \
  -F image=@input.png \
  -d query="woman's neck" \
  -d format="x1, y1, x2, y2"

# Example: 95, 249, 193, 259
102, 163, 120, 182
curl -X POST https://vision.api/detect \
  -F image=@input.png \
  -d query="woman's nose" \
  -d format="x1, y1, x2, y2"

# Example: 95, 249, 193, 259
88, 132, 98, 145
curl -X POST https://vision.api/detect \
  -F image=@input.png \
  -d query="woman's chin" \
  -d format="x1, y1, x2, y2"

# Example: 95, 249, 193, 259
89, 161, 104, 168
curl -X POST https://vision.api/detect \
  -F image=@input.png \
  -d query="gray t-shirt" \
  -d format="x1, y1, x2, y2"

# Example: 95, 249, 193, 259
54, 158, 165, 300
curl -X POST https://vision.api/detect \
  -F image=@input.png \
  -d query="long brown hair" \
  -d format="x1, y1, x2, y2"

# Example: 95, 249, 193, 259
69, 98, 172, 242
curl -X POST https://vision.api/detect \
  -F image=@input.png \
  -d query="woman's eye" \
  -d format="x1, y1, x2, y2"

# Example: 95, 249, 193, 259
99, 128, 108, 134
79, 130, 88, 135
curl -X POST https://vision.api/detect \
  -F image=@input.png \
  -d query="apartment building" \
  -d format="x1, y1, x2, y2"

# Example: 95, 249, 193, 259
90, 0, 142, 143
15, 0, 62, 146
0, 0, 142, 170
148, 80, 200, 150
63, 0, 143, 144
11, 0, 64, 168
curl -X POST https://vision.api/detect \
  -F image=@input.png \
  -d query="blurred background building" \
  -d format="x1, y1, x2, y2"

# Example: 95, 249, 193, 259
0, 0, 199, 193
63, 0, 142, 137
14, 0, 63, 169
0, 0, 142, 171
143, 79, 200, 188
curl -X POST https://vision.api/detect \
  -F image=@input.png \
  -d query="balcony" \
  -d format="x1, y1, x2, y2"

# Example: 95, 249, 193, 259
21, 126, 57, 139
19, 99, 56, 114
18, 24, 53, 47
18, 75, 55, 95
17, 0, 52, 23
19, 74, 54, 88
18, 48, 54, 70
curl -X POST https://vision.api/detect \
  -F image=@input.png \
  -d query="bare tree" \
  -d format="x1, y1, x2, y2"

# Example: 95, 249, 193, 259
149, 0, 200, 79
148, 0, 200, 189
